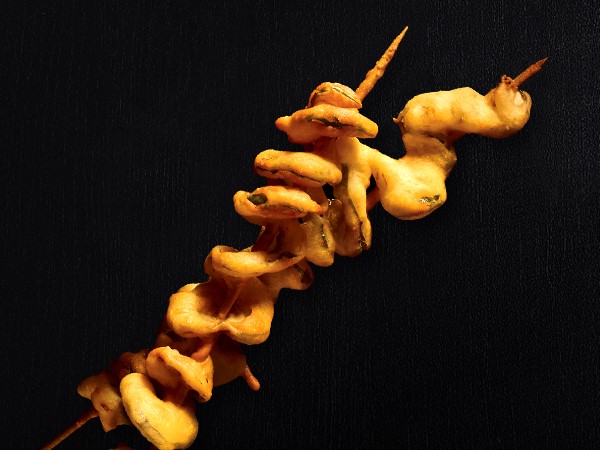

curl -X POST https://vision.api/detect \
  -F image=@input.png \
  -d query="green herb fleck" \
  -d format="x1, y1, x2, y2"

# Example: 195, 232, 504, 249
247, 193, 268, 205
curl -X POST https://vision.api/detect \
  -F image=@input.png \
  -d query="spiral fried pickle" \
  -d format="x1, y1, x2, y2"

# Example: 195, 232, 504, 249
44, 29, 545, 450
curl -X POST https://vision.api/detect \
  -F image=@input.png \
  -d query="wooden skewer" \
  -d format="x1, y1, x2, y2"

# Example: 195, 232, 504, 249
355, 26, 408, 101
511, 58, 548, 88
242, 364, 261, 391
41, 407, 99, 450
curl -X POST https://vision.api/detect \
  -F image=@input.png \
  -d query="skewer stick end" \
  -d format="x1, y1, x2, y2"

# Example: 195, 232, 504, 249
512, 57, 548, 88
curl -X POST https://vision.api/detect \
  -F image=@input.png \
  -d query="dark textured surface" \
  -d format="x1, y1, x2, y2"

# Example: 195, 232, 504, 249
2, 1, 599, 449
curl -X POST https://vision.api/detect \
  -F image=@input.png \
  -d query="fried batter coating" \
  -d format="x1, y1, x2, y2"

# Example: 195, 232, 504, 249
77, 372, 131, 432
166, 277, 276, 345
258, 258, 314, 292
154, 318, 201, 355
301, 212, 336, 266
234, 185, 325, 225
308, 82, 363, 108
376, 59, 546, 220
61, 30, 546, 450
371, 135, 456, 219
254, 149, 342, 187
209, 220, 306, 277
275, 102, 378, 144
146, 346, 214, 402
107, 349, 149, 383
120, 373, 198, 450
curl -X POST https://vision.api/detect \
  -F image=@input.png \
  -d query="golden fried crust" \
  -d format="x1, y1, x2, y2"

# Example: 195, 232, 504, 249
210, 243, 304, 278
397, 85, 532, 141
209, 219, 306, 278
146, 347, 214, 402
166, 278, 276, 345
258, 258, 314, 293
120, 373, 198, 450
376, 160, 449, 220
275, 104, 378, 144
371, 138, 454, 220
301, 212, 336, 267
234, 185, 326, 225
77, 372, 131, 432
154, 318, 201, 355
254, 149, 341, 187
307, 82, 363, 108
314, 137, 377, 254
70, 32, 545, 450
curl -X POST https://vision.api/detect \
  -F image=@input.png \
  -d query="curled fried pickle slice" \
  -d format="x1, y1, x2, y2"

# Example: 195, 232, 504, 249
275, 103, 378, 144
166, 277, 276, 345
258, 258, 314, 292
146, 346, 214, 402
308, 82, 363, 108
254, 149, 342, 187
312, 137, 376, 254
210, 245, 304, 278
120, 373, 198, 450
234, 185, 325, 225
301, 213, 336, 267
210, 220, 306, 278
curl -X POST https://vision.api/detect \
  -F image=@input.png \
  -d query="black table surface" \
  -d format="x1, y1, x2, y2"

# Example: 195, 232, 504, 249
3, 1, 599, 449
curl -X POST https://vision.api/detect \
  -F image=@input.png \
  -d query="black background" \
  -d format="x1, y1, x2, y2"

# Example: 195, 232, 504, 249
2, 1, 600, 449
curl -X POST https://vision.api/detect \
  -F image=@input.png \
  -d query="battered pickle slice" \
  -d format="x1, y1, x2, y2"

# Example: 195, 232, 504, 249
234, 185, 325, 225
52, 29, 546, 450
308, 82, 363, 108
120, 373, 198, 450
166, 277, 277, 345
275, 103, 378, 144
209, 219, 306, 278
146, 346, 214, 403
254, 149, 342, 187
301, 212, 336, 267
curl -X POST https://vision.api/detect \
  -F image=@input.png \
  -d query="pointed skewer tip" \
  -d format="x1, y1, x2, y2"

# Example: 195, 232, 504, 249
355, 26, 409, 101
512, 57, 548, 88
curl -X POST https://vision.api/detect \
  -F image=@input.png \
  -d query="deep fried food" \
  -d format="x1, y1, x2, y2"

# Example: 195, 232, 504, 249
254, 149, 342, 187
45, 30, 545, 450
120, 373, 198, 450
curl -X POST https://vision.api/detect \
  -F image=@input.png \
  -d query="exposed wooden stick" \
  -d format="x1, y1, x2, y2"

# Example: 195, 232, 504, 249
511, 58, 548, 88
242, 364, 261, 391
355, 26, 408, 101
41, 407, 99, 450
